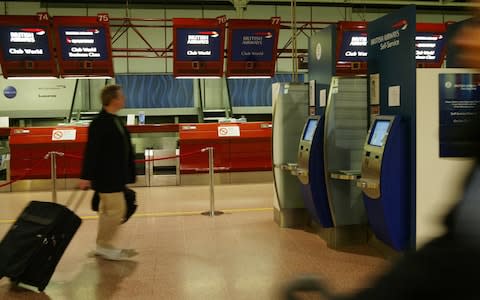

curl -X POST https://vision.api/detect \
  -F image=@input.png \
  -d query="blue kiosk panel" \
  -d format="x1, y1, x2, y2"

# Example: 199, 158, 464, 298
297, 116, 334, 228
360, 116, 409, 251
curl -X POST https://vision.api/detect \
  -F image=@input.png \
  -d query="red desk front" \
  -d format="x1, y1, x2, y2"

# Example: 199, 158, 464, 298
179, 122, 272, 174
9, 127, 88, 179
9, 124, 180, 180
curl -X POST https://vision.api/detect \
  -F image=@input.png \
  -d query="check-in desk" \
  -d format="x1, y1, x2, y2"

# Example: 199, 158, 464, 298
6, 122, 272, 191
178, 122, 272, 185
128, 124, 180, 187
8, 124, 180, 191
358, 115, 408, 251
0, 128, 10, 192
9, 127, 88, 191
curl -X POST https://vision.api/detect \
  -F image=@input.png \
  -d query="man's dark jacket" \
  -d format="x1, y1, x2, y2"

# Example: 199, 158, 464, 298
81, 109, 136, 193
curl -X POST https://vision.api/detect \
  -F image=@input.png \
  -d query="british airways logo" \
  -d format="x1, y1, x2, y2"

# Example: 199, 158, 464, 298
392, 19, 408, 31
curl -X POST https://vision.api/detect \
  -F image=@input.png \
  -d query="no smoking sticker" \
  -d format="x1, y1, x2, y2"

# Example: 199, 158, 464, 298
52, 129, 77, 141
218, 126, 240, 137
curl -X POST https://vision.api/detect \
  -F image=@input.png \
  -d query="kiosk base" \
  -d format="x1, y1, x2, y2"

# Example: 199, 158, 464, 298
308, 219, 369, 249
273, 208, 307, 228
367, 234, 404, 261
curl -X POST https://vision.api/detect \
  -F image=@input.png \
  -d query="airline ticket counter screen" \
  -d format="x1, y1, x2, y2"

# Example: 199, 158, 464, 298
369, 120, 390, 147
303, 119, 318, 142
359, 117, 396, 199
297, 117, 320, 184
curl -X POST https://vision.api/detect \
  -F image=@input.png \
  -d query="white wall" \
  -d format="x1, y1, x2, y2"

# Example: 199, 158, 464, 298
416, 68, 476, 248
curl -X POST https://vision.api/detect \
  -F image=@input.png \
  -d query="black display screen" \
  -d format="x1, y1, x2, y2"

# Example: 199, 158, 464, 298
339, 31, 368, 62
0, 26, 51, 61
58, 26, 108, 61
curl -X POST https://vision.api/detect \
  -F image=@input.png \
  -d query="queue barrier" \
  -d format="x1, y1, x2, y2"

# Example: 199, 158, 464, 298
0, 148, 223, 217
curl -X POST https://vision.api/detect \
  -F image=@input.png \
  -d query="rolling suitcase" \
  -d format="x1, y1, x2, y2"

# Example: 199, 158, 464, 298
0, 191, 84, 292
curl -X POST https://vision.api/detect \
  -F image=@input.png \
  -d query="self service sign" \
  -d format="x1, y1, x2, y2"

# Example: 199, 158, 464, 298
0, 14, 57, 78
227, 18, 280, 78
53, 15, 114, 78
173, 17, 226, 78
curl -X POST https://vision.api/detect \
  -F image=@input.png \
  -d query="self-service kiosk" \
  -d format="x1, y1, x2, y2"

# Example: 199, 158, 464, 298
358, 115, 408, 251
273, 83, 309, 227
296, 116, 334, 228
295, 76, 369, 247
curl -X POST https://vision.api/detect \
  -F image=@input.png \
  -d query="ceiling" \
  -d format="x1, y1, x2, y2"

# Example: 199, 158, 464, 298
1, 0, 473, 12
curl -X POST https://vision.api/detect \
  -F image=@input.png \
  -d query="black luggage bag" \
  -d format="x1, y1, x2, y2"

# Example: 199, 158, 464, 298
0, 198, 82, 292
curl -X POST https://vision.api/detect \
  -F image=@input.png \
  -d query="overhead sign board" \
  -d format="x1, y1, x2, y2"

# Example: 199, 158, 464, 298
336, 21, 368, 75
336, 22, 447, 72
339, 31, 368, 62
173, 17, 226, 78
226, 18, 281, 78
0, 14, 57, 78
415, 23, 447, 67
53, 14, 114, 78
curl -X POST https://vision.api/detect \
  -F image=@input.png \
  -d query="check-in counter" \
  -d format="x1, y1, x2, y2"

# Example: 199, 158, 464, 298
5, 122, 272, 190
9, 127, 88, 180
8, 125, 180, 191
179, 122, 272, 174
0, 128, 10, 189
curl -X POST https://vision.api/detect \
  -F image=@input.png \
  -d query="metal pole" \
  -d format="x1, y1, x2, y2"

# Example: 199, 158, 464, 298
201, 147, 223, 217
50, 152, 57, 203
208, 147, 215, 216
45, 151, 64, 203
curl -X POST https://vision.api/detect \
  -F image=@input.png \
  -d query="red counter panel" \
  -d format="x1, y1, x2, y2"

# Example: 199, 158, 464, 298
179, 122, 272, 173
8, 122, 273, 179
9, 127, 88, 179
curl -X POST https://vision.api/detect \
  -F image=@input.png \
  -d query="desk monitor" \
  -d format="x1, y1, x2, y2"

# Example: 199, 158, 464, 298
368, 119, 391, 147
303, 118, 319, 141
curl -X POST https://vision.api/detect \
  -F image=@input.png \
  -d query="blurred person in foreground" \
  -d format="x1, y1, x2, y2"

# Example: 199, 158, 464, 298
285, 21, 480, 300
79, 85, 137, 261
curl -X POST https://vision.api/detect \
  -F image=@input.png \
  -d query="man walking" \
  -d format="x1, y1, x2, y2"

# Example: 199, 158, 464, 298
79, 84, 137, 261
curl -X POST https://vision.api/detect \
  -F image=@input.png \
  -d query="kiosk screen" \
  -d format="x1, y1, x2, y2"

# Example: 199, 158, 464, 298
369, 120, 390, 147
303, 119, 318, 141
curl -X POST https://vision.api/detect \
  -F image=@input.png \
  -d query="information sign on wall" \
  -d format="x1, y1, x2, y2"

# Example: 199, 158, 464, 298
226, 18, 280, 78
439, 73, 480, 157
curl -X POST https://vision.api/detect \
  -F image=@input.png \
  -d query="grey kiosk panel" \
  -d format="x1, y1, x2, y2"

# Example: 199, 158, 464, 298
272, 83, 309, 226
324, 76, 368, 226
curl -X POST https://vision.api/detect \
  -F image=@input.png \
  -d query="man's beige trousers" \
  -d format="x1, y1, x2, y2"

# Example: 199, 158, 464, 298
97, 192, 126, 249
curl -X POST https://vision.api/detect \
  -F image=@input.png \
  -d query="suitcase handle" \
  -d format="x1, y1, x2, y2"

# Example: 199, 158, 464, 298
64, 189, 88, 212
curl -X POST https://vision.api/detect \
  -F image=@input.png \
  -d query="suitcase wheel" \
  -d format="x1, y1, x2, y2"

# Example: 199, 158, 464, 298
9, 278, 19, 286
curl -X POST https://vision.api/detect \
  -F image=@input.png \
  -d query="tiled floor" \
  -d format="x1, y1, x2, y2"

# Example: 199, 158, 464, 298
0, 183, 388, 300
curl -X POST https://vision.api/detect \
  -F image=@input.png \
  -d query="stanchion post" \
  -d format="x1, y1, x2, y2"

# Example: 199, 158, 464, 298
201, 147, 223, 217
51, 152, 57, 202
45, 151, 64, 203
208, 147, 215, 216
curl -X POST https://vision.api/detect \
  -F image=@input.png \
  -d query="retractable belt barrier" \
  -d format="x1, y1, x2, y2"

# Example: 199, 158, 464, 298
0, 148, 223, 217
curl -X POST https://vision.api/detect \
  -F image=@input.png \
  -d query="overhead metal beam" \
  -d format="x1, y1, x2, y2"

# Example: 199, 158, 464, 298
250, 0, 479, 8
